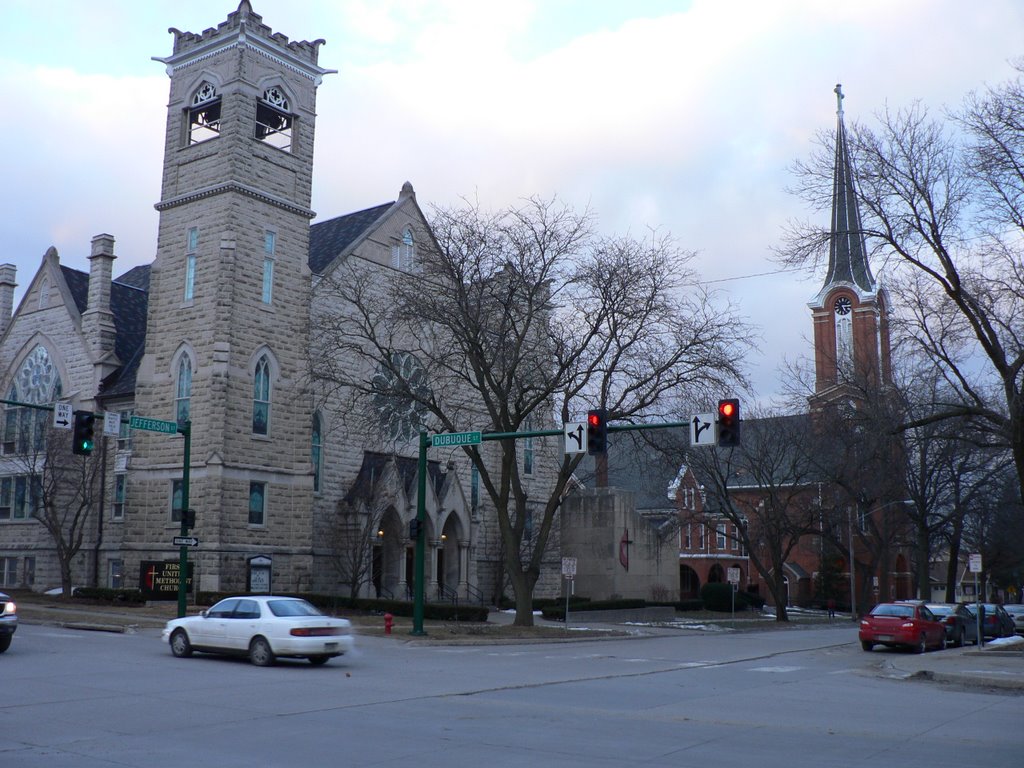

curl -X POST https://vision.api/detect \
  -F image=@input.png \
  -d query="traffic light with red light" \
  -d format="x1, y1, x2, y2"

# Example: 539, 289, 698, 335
587, 408, 608, 455
717, 399, 741, 447
72, 411, 96, 455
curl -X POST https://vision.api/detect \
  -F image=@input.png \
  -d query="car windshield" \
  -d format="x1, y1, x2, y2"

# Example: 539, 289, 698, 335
871, 604, 913, 618
928, 605, 952, 616
267, 599, 322, 618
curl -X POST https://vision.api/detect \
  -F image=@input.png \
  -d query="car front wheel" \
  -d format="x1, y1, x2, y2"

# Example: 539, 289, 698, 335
249, 636, 276, 667
861, 640, 873, 652
0, 635, 11, 654
915, 634, 927, 654
170, 629, 192, 658
954, 628, 964, 648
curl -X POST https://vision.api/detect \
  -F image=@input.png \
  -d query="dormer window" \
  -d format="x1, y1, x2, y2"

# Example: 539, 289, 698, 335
255, 87, 293, 152
188, 82, 221, 145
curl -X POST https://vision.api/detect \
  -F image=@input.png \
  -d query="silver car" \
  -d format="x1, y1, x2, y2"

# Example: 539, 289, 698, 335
1004, 604, 1024, 637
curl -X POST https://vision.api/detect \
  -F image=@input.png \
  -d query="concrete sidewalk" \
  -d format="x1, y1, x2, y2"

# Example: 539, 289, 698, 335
871, 637, 1024, 691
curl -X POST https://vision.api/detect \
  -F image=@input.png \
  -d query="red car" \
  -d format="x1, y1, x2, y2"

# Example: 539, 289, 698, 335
859, 602, 946, 653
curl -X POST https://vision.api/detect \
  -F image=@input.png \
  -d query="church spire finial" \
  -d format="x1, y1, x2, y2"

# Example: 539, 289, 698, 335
820, 84, 875, 296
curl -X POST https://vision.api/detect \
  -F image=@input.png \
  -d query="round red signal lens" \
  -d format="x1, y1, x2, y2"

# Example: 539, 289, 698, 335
588, 413, 600, 426
719, 402, 735, 417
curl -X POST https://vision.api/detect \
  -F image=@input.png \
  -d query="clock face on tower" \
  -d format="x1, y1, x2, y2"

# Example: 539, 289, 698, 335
834, 296, 852, 316
371, 351, 431, 441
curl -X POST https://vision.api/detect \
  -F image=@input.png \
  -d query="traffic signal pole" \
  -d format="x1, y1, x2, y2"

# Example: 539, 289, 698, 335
409, 418, 702, 635
176, 420, 191, 618
412, 430, 429, 635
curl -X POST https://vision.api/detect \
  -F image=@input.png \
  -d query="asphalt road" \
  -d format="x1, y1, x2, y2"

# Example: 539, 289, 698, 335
2, 623, 1021, 767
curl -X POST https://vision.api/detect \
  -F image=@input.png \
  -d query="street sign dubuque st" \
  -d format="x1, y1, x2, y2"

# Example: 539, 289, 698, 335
431, 431, 482, 447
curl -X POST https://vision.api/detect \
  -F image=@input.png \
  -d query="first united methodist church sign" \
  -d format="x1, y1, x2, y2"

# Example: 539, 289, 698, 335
139, 561, 194, 601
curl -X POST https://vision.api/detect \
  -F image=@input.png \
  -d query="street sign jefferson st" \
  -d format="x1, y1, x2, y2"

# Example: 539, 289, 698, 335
130, 416, 179, 434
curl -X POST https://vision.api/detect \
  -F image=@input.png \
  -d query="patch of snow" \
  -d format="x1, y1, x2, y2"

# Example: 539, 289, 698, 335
986, 635, 1024, 647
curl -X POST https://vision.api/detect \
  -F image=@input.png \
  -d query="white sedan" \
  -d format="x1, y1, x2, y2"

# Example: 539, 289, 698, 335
162, 595, 355, 666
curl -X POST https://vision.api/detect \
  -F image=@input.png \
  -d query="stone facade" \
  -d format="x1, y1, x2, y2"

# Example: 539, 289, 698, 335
561, 488, 678, 602
0, 2, 563, 602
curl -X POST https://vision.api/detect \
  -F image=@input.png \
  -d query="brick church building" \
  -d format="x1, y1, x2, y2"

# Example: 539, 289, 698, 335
675, 85, 912, 612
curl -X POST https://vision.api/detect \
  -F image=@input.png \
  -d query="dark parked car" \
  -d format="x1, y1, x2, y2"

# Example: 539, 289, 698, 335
0, 591, 17, 653
957, 602, 1015, 640
925, 602, 978, 647
859, 602, 946, 653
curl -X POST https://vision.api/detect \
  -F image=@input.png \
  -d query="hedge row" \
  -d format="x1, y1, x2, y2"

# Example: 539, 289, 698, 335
700, 583, 766, 612
71, 587, 147, 604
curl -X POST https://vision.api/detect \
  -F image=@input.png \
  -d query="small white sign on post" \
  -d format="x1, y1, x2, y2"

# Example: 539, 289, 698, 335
103, 411, 121, 437
969, 553, 982, 573
53, 402, 72, 430
563, 422, 586, 454
690, 413, 716, 447
561, 557, 577, 578
727, 567, 741, 585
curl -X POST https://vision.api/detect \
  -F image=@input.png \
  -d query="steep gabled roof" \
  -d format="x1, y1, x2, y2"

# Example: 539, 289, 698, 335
308, 202, 393, 274
58, 264, 150, 399
344, 450, 446, 504
577, 430, 688, 512
99, 273, 150, 397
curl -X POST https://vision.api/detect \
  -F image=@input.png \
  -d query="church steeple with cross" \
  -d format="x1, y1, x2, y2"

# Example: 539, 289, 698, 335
809, 84, 892, 401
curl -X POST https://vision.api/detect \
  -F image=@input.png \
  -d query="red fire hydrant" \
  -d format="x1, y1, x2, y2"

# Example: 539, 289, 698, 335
384, 613, 393, 635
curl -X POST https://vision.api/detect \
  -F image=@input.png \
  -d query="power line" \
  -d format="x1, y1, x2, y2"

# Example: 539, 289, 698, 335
697, 266, 806, 285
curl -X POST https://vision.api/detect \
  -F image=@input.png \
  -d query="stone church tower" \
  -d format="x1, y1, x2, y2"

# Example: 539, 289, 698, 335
127, 2, 333, 592
809, 85, 892, 405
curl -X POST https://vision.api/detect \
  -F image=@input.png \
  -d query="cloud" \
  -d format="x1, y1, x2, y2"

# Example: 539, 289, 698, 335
1, 0, 1022, 405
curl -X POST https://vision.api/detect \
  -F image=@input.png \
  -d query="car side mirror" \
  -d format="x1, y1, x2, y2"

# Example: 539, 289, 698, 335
201, 609, 208, 618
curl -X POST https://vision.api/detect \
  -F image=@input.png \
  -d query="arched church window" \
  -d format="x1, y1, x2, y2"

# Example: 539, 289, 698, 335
3, 345, 62, 454
175, 357, 192, 423
188, 81, 221, 145
255, 87, 293, 152
391, 229, 416, 271
253, 355, 271, 435
311, 412, 323, 493
834, 296, 853, 376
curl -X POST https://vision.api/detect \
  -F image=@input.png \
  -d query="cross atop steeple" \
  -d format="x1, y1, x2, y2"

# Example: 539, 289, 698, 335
820, 84, 875, 297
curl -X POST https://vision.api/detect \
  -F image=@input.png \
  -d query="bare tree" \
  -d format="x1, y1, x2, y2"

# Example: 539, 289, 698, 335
780, 69, 1024, 505
686, 410, 821, 622
311, 196, 750, 625
326, 499, 383, 601
10, 421, 103, 597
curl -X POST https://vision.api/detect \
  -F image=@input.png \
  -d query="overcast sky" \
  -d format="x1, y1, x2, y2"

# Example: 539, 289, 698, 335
1, 0, 1021, 404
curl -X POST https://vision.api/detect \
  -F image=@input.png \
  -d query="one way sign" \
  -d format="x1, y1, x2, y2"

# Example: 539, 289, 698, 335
690, 413, 716, 447
53, 402, 72, 430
